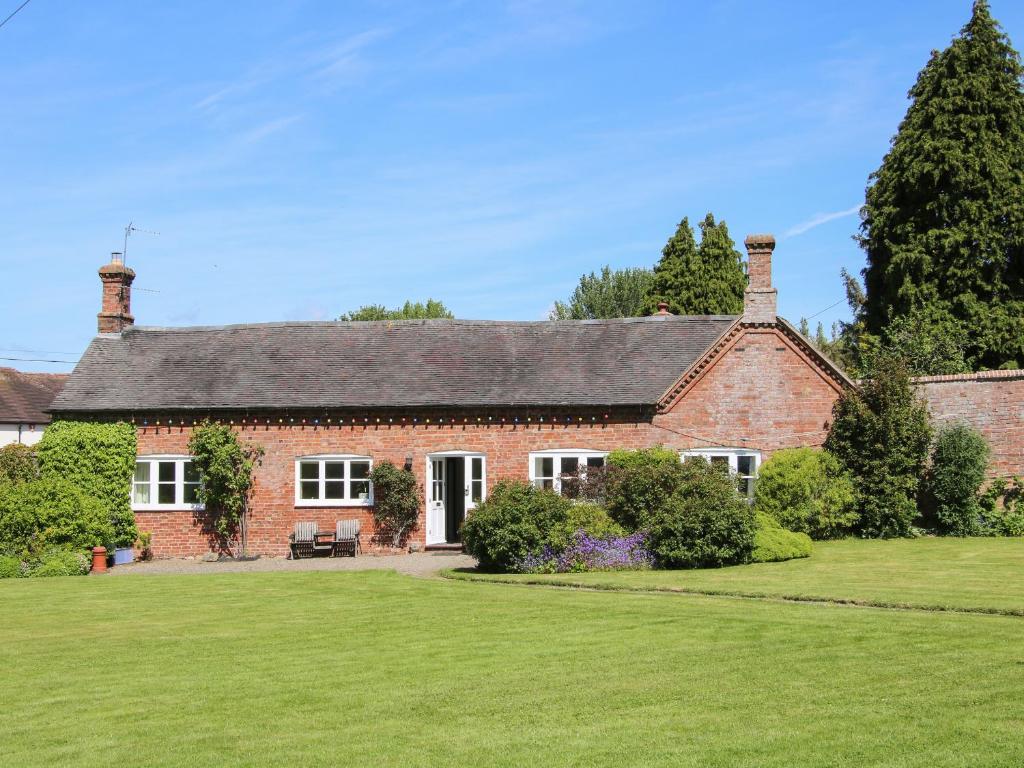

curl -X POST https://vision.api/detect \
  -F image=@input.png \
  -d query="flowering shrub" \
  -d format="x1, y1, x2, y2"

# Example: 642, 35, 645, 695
515, 530, 654, 573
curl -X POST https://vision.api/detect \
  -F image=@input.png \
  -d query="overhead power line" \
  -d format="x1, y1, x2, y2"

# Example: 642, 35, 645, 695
0, 0, 33, 31
804, 297, 846, 321
0, 356, 77, 364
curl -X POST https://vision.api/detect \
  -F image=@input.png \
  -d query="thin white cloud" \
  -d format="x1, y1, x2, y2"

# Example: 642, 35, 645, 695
785, 204, 861, 238
312, 28, 391, 82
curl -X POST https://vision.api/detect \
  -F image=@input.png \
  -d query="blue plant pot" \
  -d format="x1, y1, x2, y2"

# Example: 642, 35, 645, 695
113, 547, 135, 566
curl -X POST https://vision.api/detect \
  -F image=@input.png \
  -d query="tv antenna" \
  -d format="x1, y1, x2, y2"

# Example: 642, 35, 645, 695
123, 221, 160, 265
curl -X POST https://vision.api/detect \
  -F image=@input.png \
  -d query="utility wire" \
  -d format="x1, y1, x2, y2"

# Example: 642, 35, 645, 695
0, 0, 32, 31
804, 297, 846, 321
0, 356, 77, 364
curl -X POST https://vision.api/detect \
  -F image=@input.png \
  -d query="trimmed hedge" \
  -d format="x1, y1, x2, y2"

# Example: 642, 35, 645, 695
754, 448, 857, 539
28, 550, 90, 578
461, 481, 573, 571
37, 421, 138, 548
643, 457, 756, 569
0, 477, 114, 557
0, 555, 22, 579
922, 424, 990, 536
751, 512, 813, 563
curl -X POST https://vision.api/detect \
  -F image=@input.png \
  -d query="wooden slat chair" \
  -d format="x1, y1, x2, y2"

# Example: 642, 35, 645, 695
289, 521, 317, 560
333, 519, 361, 557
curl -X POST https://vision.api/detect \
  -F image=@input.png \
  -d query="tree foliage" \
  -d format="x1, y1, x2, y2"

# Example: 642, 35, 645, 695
36, 421, 137, 548
646, 214, 746, 316
824, 357, 933, 537
0, 477, 114, 557
368, 460, 420, 548
858, 1, 1024, 371
339, 299, 453, 321
922, 423, 990, 535
550, 266, 654, 320
187, 422, 263, 556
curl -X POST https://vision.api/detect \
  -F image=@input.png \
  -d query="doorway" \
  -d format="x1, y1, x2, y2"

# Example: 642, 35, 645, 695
426, 452, 485, 545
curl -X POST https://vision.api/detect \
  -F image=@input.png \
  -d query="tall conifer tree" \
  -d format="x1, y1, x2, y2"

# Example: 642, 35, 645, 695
646, 213, 746, 315
859, 1, 1024, 369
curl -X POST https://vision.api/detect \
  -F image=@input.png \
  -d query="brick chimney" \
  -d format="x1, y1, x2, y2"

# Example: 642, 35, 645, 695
742, 234, 777, 324
97, 252, 135, 334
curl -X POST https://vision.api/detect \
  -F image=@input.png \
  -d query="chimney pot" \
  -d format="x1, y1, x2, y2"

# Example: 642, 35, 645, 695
742, 233, 777, 324
110, 251, 123, 265
657, 302, 671, 316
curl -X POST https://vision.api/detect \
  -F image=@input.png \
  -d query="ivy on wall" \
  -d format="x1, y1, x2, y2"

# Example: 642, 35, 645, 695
36, 421, 138, 548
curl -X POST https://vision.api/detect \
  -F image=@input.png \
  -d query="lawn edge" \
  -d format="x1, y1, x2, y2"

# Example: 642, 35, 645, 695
440, 569, 1024, 617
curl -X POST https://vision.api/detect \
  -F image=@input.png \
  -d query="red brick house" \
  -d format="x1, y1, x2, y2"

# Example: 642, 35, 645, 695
52, 236, 857, 557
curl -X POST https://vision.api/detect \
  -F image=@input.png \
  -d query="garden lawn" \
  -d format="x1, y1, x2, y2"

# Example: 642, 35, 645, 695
450, 537, 1024, 614
1, 568, 1023, 767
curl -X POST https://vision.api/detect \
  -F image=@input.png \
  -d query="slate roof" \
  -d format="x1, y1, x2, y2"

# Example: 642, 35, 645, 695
50, 316, 738, 413
0, 368, 69, 424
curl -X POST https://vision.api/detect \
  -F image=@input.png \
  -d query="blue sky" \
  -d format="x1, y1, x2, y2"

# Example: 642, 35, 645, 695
2, 0, 1022, 373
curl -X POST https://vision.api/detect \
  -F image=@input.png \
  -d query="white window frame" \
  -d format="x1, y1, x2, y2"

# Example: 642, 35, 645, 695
294, 455, 373, 507
132, 455, 203, 512
680, 448, 762, 499
528, 449, 609, 494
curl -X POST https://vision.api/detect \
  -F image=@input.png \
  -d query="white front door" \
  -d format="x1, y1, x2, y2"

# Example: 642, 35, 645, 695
426, 453, 486, 545
427, 457, 447, 545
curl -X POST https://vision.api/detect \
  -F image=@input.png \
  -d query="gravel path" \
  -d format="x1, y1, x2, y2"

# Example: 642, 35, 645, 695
107, 551, 477, 578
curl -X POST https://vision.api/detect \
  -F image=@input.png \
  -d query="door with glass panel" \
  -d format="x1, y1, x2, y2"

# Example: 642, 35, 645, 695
427, 458, 447, 545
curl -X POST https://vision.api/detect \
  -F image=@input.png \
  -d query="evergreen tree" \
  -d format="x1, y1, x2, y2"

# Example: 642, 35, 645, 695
339, 299, 453, 321
859, 1, 1024, 370
550, 266, 654, 320
646, 214, 746, 315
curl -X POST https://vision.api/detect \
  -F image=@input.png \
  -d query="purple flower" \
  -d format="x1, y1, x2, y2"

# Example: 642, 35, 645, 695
514, 529, 654, 573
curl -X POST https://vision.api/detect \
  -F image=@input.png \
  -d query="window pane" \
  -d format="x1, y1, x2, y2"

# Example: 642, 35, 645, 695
535, 457, 553, 479
737, 455, 755, 477
471, 480, 483, 504
710, 456, 729, 475
350, 461, 370, 480
738, 476, 755, 498
132, 483, 150, 504
560, 456, 579, 474
184, 462, 200, 483
324, 480, 345, 500
351, 480, 370, 500
158, 483, 176, 504
300, 480, 320, 500
183, 483, 200, 504
300, 462, 319, 480
158, 461, 176, 482
134, 462, 150, 483
471, 457, 483, 481
587, 456, 605, 468
324, 462, 345, 480
541, 479, 554, 490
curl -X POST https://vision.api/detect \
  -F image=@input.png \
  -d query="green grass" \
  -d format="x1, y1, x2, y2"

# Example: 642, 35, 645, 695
449, 537, 1024, 614
2, 564, 1023, 766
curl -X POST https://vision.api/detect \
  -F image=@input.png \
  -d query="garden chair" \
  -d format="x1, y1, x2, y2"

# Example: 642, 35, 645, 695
289, 521, 317, 559
333, 519, 361, 557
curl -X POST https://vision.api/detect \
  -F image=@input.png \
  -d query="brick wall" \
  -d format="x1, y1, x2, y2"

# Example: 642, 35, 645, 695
912, 370, 1024, 478
121, 323, 848, 558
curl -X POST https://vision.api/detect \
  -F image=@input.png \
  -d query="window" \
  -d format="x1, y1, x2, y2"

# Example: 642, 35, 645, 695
295, 456, 373, 506
132, 456, 202, 510
681, 449, 761, 499
469, 456, 484, 504
528, 450, 608, 494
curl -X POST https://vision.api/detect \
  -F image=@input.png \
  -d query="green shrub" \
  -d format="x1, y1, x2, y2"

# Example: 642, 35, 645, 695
461, 481, 572, 571
979, 477, 1024, 536
0, 477, 114, 557
604, 447, 686, 530
824, 355, 932, 537
37, 421, 138, 548
0, 444, 38, 485
754, 448, 857, 539
545, 503, 625, 551
0, 555, 23, 578
922, 424, 990, 536
751, 512, 813, 563
369, 460, 420, 547
644, 457, 756, 569
28, 550, 89, 578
